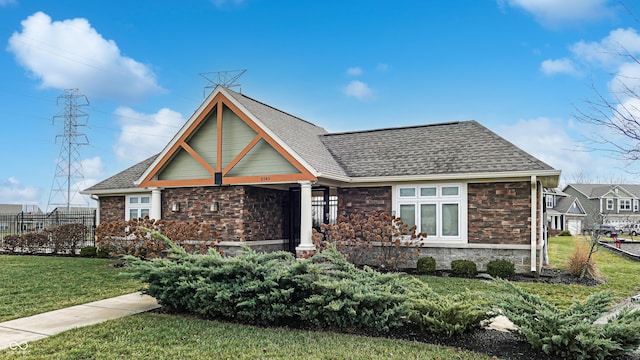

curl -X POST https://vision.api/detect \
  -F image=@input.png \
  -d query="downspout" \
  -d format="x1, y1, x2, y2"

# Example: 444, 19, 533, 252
531, 176, 537, 272
90, 195, 100, 227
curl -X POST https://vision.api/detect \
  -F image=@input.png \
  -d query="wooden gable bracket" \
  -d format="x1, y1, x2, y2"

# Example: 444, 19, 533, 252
139, 92, 316, 188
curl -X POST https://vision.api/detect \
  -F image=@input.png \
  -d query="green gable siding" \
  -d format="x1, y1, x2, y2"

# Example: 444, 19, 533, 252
158, 148, 210, 180
227, 139, 299, 177
187, 111, 217, 169
221, 105, 257, 168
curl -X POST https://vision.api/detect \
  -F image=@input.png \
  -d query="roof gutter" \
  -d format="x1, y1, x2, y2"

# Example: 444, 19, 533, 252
321, 169, 560, 186
80, 188, 150, 196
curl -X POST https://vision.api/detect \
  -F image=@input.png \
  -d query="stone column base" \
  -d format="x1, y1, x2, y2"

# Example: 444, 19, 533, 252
295, 248, 316, 259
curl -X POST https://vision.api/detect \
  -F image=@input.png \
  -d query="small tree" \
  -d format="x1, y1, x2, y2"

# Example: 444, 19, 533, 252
312, 211, 426, 271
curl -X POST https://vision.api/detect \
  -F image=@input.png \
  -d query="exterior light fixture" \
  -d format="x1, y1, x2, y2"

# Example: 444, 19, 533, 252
171, 202, 180, 212
210, 202, 219, 212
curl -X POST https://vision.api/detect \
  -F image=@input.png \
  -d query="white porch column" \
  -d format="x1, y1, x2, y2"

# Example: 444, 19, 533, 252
295, 181, 316, 257
151, 188, 162, 220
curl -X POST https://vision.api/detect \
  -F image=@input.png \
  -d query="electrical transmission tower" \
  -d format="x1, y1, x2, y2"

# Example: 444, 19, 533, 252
47, 89, 90, 212
199, 69, 246, 97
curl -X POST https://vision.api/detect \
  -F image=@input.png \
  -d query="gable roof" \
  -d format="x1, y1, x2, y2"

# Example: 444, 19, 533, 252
566, 184, 640, 199
84, 155, 158, 193
224, 89, 347, 179
553, 196, 586, 215
320, 121, 555, 177
84, 87, 560, 194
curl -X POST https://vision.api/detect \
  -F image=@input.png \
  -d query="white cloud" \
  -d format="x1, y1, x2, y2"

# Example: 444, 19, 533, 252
114, 107, 185, 163
346, 66, 363, 76
540, 58, 579, 76
80, 156, 105, 179
498, 0, 614, 27
7, 12, 163, 102
570, 28, 640, 70
343, 80, 373, 100
496, 117, 608, 182
0, 177, 40, 205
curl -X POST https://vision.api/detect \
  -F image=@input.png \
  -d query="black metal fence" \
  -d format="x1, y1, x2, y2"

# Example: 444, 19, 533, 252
0, 210, 96, 253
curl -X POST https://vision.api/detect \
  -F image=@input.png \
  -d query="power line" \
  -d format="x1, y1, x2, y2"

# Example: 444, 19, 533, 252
47, 89, 90, 212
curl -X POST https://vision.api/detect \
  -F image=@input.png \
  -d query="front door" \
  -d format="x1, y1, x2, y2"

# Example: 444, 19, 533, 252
288, 186, 331, 253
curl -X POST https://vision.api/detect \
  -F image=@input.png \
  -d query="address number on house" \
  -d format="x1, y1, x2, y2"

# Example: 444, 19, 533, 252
260, 176, 271, 182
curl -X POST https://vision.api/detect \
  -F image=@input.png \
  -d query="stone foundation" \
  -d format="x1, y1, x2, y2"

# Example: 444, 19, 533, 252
216, 239, 287, 257
344, 243, 542, 274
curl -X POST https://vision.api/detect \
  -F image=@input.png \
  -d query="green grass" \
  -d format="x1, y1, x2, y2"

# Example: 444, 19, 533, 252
421, 235, 640, 308
0, 255, 142, 322
2, 236, 640, 359
0, 313, 493, 360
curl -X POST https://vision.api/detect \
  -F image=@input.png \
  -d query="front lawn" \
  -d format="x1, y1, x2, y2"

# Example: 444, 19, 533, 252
0, 313, 493, 360
0, 255, 142, 322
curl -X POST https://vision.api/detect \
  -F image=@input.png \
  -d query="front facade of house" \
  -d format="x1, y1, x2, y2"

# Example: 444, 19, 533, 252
563, 184, 640, 229
543, 188, 586, 236
83, 86, 560, 273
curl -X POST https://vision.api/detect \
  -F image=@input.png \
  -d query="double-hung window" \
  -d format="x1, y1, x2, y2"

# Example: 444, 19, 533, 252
397, 184, 463, 241
606, 198, 614, 211
126, 194, 151, 220
545, 195, 554, 209
620, 199, 632, 211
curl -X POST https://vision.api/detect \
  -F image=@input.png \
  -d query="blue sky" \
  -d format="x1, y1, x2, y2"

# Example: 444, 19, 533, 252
1, 0, 639, 210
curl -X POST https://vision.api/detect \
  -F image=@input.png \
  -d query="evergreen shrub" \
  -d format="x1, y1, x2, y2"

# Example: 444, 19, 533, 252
486, 259, 515, 278
416, 256, 436, 274
450, 259, 477, 277
497, 280, 640, 359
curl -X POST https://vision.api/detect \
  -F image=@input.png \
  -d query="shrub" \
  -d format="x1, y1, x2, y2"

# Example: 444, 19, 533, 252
96, 218, 219, 259
79, 246, 97, 257
486, 259, 515, 278
408, 288, 494, 336
416, 256, 436, 274
312, 211, 425, 271
3, 234, 22, 252
96, 246, 112, 258
47, 223, 88, 254
497, 280, 640, 359
558, 230, 572, 236
450, 259, 477, 277
125, 231, 493, 336
567, 242, 602, 280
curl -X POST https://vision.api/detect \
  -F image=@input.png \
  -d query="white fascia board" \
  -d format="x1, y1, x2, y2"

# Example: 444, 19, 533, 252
80, 188, 151, 196
346, 169, 561, 185
134, 88, 222, 186
220, 88, 319, 178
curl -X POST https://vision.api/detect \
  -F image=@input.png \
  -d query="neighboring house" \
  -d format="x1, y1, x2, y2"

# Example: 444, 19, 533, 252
0, 204, 44, 233
82, 86, 560, 273
563, 184, 640, 229
544, 188, 586, 235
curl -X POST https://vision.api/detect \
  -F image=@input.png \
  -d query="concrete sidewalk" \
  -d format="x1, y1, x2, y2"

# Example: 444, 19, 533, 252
0, 292, 159, 351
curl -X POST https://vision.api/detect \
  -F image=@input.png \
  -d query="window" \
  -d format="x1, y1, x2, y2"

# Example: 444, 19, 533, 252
620, 199, 632, 211
126, 194, 152, 220
606, 198, 614, 211
545, 195, 554, 209
397, 184, 463, 240
635, 200, 639, 212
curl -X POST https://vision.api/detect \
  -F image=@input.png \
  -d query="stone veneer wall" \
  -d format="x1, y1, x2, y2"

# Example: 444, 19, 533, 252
99, 196, 125, 223
337, 186, 392, 216
467, 182, 532, 245
161, 185, 288, 243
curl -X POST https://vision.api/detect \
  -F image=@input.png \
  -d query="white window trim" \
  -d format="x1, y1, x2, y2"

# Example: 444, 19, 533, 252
620, 198, 632, 211
125, 194, 152, 221
635, 199, 639, 212
395, 183, 467, 243
606, 198, 614, 211
545, 195, 554, 209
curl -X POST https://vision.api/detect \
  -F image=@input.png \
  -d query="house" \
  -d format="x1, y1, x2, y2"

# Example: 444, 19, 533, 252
563, 184, 640, 229
543, 188, 586, 235
0, 204, 44, 234
82, 86, 560, 273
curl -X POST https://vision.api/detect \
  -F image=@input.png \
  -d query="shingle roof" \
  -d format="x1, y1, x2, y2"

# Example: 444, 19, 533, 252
224, 89, 347, 178
320, 120, 554, 177
567, 184, 640, 198
84, 155, 158, 192
554, 196, 582, 214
